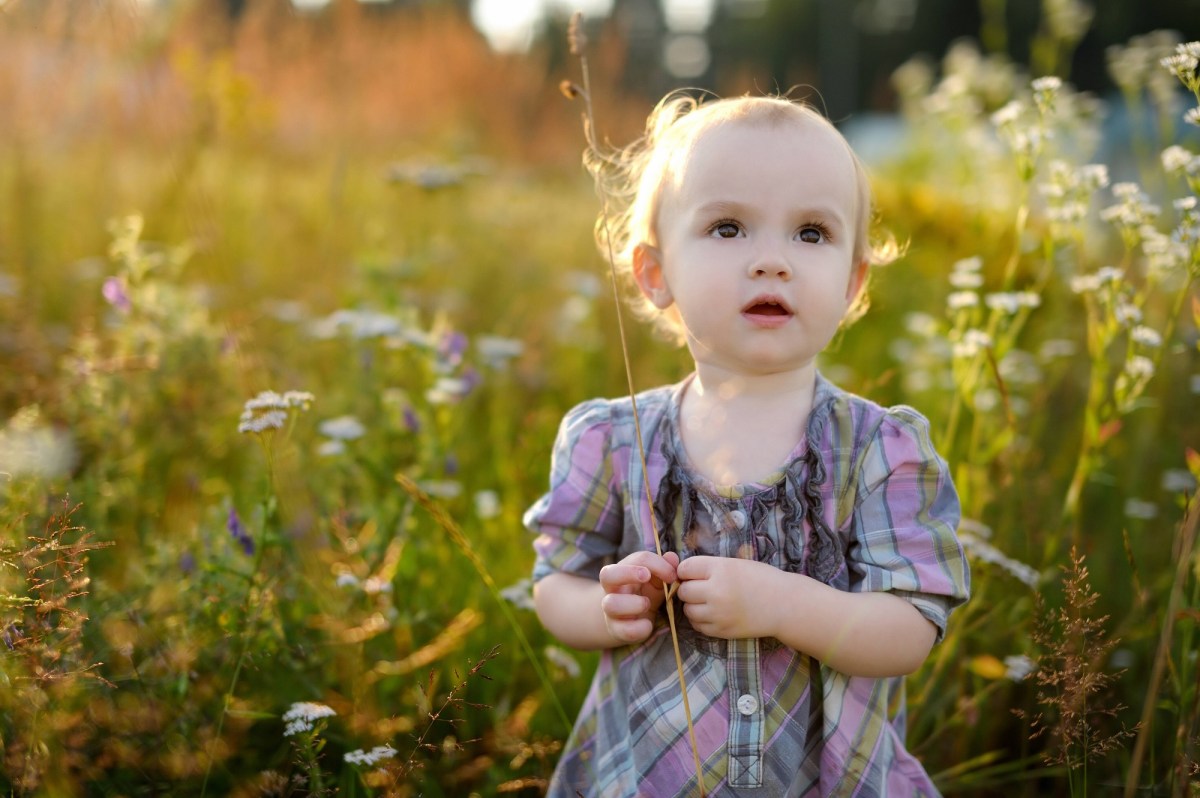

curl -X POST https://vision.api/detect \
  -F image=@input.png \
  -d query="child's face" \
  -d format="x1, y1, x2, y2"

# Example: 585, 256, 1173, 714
634, 118, 868, 378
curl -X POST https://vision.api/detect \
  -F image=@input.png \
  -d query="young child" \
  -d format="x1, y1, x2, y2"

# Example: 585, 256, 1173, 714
524, 93, 971, 797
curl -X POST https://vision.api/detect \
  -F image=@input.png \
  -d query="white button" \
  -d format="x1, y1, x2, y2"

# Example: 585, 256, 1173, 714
729, 509, 747, 529
736, 693, 759, 715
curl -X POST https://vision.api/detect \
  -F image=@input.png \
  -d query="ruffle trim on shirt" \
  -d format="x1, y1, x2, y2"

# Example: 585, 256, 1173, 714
650, 377, 847, 654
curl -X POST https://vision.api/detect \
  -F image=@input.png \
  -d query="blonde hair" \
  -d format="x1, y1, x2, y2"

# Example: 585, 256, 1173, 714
585, 92, 899, 344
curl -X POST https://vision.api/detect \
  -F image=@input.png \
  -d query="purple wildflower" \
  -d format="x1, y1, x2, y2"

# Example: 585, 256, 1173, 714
437, 330, 468, 367
180, 551, 197, 575
403, 405, 420, 433
460, 366, 482, 395
445, 453, 459, 476
102, 277, 131, 314
227, 507, 254, 556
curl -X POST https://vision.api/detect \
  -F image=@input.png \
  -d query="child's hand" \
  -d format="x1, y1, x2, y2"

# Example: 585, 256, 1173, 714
676, 556, 780, 640
598, 551, 680, 644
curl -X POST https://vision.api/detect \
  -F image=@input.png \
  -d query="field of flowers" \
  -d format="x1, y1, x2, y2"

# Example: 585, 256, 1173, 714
1, 1, 1198, 795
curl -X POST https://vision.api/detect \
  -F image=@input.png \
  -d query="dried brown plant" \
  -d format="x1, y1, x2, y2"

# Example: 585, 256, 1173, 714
0, 499, 112, 793
1014, 547, 1139, 792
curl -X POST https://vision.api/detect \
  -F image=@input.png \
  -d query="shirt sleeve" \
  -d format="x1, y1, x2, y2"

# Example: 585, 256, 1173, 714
524, 398, 624, 583
847, 406, 970, 641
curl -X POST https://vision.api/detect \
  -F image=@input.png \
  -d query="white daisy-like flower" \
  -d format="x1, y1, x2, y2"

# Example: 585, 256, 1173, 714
238, 409, 288, 434
1079, 164, 1110, 190
474, 489, 501, 520
1163, 145, 1195, 173
947, 291, 980, 310
318, 415, 366, 441
317, 439, 346, 457
1096, 266, 1124, 284
1032, 75, 1062, 92
1176, 196, 1198, 211
1124, 498, 1158, 520
282, 702, 336, 736
345, 745, 398, 766
1179, 42, 1200, 59
990, 100, 1023, 127
984, 293, 1022, 314
949, 271, 984, 289
1112, 182, 1141, 199
1125, 355, 1155, 378
1131, 326, 1163, 347
1185, 107, 1200, 127
954, 329, 993, 358
1004, 654, 1037, 682
1114, 302, 1143, 326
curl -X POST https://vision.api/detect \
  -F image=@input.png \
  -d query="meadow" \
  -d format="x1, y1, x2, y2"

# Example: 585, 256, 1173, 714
1, 1, 1199, 795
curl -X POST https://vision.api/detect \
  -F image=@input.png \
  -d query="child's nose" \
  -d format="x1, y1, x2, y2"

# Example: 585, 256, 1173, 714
748, 250, 792, 280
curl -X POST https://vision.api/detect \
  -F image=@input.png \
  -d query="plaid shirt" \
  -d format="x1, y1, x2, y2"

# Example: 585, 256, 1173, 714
525, 374, 970, 797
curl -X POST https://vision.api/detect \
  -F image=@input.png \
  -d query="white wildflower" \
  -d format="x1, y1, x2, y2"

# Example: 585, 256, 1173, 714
1186, 107, 1200, 127
954, 329, 992, 358
953, 256, 984, 272
950, 271, 985, 288
947, 291, 980, 310
426, 377, 471, 405
474, 489, 501, 520
476, 335, 525, 367
1080, 164, 1110, 190
1070, 274, 1101, 293
1004, 654, 1037, 682
1096, 266, 1124, 284
335, 571, 360, 588
282, 702, 336, 736
973, 389, 1000, 412
984, 292, 1022, 314
545, 645, 582, 678
1177, 197, 1198, 211
1124, 498, 1158, 520
345, 745, 398, 766
1112, 182, 1140, 199
500, 578, 536, 611
1161, 52, 1199, 76
1163, 469, 1199, 493
308, 309, 406, 340
1017, 292, 1041, 308
1163, 145, 1196, 173
904, 312, 939, 337
1114, 302, 1143, 326
318, 415, 366, 441
317, 439, 346, 456
1032, 75, 1063, 92
991, 100, 1023, 127
1125, 355, 1155, 378
1130, 326, 1163, 347
238, 409, 288, 434
1180, 42, 1200, 59
959, 530, 1041, 588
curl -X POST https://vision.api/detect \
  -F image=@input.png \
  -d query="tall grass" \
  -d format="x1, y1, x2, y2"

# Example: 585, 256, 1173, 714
1, 0, 1198, 795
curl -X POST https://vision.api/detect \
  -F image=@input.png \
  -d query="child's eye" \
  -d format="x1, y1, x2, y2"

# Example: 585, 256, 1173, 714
797, 225, 828, 244
709, 221, 743, 239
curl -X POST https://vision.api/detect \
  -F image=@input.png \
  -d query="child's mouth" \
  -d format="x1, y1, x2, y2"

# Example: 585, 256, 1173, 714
745, 302, 789, 316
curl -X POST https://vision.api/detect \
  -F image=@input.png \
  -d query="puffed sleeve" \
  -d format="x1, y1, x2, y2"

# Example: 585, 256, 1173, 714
848, 407, 970, 641
524, 398, 625, 583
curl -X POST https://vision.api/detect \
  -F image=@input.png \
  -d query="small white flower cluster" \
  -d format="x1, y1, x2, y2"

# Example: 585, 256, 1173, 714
984, 291, 1041, 315
1124, 355, 1155, 379
1030, 75, 1063, 113
474, 489, 501, 520
308, 308, 411, 341
316, 415, 366, 456
1162, 145, 1200, 176
1003, 654, 1037, 682
500, 578, 535, 611
476, 335, 525, 369
1160, 42, 1200, 84
1101, 182, 1162, 236
958, 524, 1041, 588
953, 329, 993, 359
947, 257, 984, 311
426, 376, 474, 405
544, 644, 582, 678
282, 701, 336, 737
344, 744, 398, 766
1069, 265, 1124, 294
1124, 497, 1159, 520
1039, 160, 1109, 229
238, 390, 314, 434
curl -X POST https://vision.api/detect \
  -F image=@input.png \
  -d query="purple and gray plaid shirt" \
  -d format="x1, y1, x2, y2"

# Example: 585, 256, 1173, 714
525, 374, 970, 797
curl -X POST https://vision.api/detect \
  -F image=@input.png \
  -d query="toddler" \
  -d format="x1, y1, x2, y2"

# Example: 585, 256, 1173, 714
524, 93, 970, 797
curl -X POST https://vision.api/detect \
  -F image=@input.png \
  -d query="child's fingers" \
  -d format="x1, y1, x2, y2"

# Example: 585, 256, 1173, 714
607, 617, 652, 644
601, 592, 650, 619
599, 563, 649, 593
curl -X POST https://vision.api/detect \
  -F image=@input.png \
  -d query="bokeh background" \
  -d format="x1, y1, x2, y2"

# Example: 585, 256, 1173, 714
1, 0, 1199, 795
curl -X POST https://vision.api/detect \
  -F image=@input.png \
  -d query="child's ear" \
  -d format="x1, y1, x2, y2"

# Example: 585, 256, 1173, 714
845, 258, 870, 304
632, 243, 674, 309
